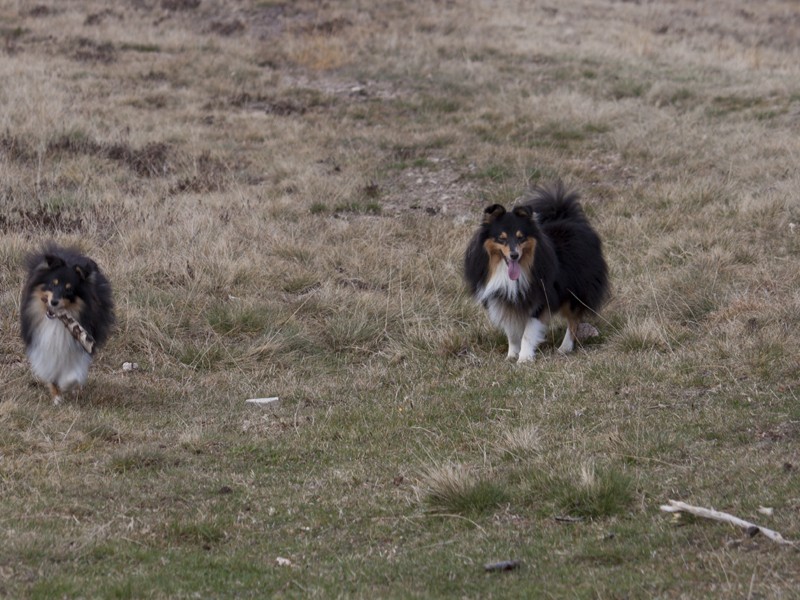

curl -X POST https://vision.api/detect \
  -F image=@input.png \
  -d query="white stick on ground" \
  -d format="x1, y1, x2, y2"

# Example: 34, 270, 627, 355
245, 397, 280, 406
660, 500, 796, 546
56, 311, 95, 354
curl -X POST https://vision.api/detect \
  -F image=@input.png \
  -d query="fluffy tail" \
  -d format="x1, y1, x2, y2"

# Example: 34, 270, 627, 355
521, 181, 586, 224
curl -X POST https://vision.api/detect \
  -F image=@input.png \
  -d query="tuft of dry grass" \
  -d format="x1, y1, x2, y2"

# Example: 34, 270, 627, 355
496, 423, 544, 460
416, 463, 509, 516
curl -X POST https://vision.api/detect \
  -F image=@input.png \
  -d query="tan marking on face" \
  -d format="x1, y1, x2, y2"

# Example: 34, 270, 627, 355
518, 238, 536, 271
53, 295, 83, 317
53, 278, 59, 285
27, 286, 51, 324
483, 236, 537, 282
484, 238, 510, 278
484, 238, 513, 258
33, 285, 82, 317
65, 283, 72, 290
66, 295, 84, 317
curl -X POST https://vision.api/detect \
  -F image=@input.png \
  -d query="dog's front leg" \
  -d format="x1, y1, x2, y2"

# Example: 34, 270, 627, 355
518, 318, 547, 363
48, 383, 63, 406
506, 323, 523, 360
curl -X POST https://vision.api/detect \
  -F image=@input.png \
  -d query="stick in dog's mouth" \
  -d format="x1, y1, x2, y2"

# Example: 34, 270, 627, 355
54, 311, 96, 354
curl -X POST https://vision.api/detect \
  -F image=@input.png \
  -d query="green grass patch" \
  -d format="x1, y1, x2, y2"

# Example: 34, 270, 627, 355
473, 163, 513, 182
309, 201, 328, 214
518, 464, 634, 519
551, 467, 634, 519
707, 94, 765, 117
175, 341, 227, 371
168, 520, 227, 547
119, 42, 161, 53
422, 465, 510, 516
526, 120, 611, 149
108, 449, 179, 474
206, 302, 275, 335
609, 79, 649, 100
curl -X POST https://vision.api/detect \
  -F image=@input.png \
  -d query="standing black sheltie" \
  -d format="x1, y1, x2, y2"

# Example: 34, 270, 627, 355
20, 244, 114, 404
464, 182, 608, 361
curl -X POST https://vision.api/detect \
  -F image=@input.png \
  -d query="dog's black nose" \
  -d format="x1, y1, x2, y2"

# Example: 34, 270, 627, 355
509, 251, 520, 261
50, 299, 60, 306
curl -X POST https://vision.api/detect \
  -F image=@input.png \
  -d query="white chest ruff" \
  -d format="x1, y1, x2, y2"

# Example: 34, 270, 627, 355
476, 262, 530, 305
476, 266, 532, 333
27, 317, 92, 391
483, 297, 529, 334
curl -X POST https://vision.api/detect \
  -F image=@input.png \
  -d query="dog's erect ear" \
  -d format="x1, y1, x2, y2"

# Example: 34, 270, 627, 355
75, 260, 97, 281
43, 254, 65, 269
482, 204, 506, 224
512, 205, 534, 220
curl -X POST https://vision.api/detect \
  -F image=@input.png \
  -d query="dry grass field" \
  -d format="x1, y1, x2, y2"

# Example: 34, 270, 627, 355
1, 0, 799, 597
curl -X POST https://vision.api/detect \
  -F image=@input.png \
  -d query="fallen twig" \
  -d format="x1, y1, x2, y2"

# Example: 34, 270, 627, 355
660, 500, 796, 546
554, 515, 584, 523
56, 311, 94, 354
484, 560, 520, 572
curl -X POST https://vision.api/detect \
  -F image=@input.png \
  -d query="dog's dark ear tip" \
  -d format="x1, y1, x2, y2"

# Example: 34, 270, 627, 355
513, 205, 534, 219
44, 254, 65, 268
482, 204, 506, 224
75, 261, 96, 280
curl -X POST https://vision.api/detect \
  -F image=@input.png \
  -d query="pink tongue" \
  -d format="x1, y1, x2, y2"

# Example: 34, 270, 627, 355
507, 260, 521, 281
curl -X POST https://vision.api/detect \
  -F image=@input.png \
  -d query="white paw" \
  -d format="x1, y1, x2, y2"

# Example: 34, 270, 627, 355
52, 395, 63, 406
517, 353, 535, 363
558, 341, 574, 355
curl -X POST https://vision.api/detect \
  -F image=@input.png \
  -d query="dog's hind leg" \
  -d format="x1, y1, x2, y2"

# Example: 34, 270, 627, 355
518, 317, 547, 363
48, 383, 63, 406
558, 310, 580, 355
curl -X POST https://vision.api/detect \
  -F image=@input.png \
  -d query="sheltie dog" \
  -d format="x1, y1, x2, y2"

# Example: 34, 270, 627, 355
464, 182, 608, 362
20, 244, 114, 404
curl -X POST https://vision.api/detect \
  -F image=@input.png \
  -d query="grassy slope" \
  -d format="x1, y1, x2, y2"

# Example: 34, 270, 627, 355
0, 0, 798, 597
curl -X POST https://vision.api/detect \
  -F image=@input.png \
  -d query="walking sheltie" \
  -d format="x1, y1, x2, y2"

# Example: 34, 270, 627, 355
464, 182, 608, 361
20, 243, 114, 404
